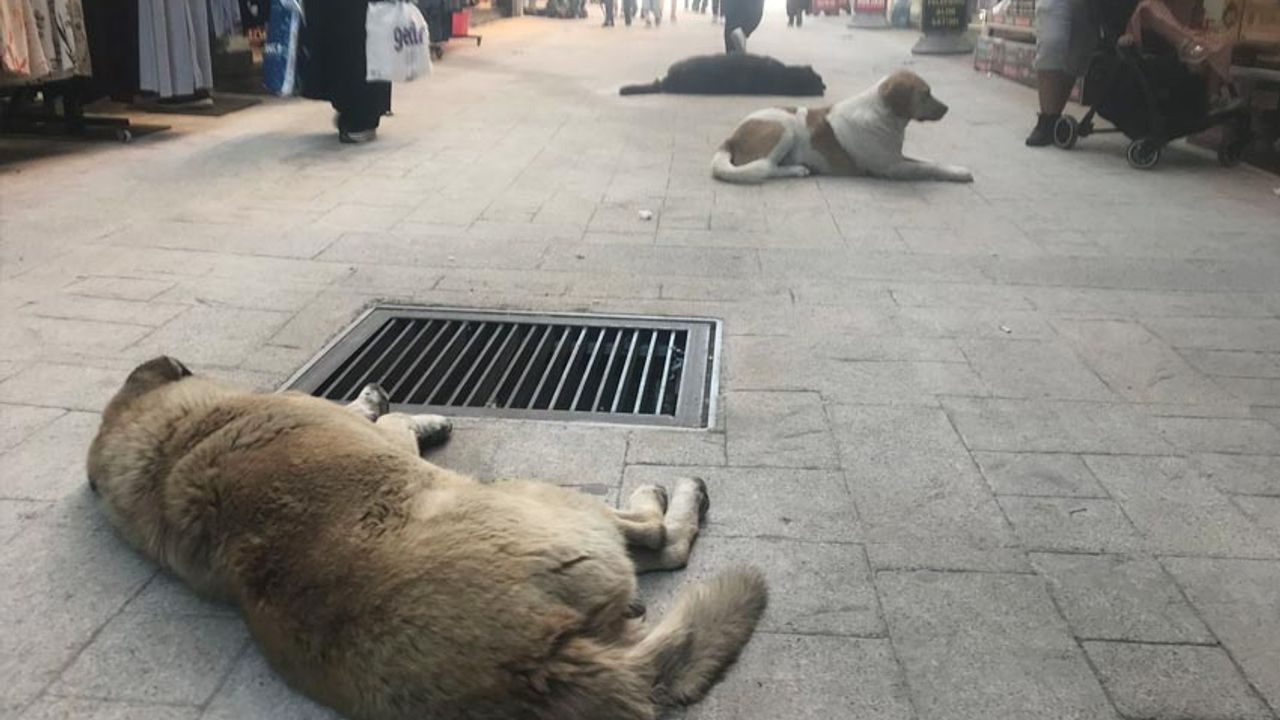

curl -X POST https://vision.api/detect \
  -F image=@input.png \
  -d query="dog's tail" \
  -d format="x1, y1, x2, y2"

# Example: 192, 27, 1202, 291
620, 80, 663, 95
629, 567, 768, 706
710, 146, 772, 185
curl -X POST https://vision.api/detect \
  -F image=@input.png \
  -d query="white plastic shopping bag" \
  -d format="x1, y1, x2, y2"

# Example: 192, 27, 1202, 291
366, 1, 432, 83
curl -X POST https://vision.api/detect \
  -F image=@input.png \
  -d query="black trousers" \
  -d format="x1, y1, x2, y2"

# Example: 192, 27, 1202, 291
722, 0, 762, 50
301, 0, 392, 132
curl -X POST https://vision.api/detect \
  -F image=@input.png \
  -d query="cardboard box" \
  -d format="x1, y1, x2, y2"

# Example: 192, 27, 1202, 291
1240, 0, 1280, 45
974, 35, 1007, 71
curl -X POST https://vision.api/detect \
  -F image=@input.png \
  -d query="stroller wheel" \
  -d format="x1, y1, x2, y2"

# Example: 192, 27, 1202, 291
1053, 115, 1079, 150
1126, 138, 1162, 170
1217, 124, 1250, 168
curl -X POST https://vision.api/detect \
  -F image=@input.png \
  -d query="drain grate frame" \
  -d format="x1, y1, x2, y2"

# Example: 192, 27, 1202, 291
284, 305, 721, 429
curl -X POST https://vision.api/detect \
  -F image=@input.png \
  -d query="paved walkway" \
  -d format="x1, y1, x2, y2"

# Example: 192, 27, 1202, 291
3, 10, 1280, 720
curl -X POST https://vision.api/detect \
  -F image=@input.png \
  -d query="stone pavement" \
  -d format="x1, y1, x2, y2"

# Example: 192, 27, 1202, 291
3, 9, 1280, 720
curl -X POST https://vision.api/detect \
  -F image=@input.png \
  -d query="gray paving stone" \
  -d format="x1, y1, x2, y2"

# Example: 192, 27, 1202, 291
999, 496, 1143, 554
1, 412, 100, 501
828, 405, 1013, 550
19, 295, 189, 328
543, 245, 759, 279
121, 573, 236, 618
866, 543, 1032, 573
1216, 376, 1280, 405
0, 522, 154, 710
18, 698, 200, 720
64, 277, 174, 302
1083, 642, 1272, 720
889, 283, 1033, 310
973, 452, 1107, 497
1147, 317, 1280, 352
639, 536, 882, 637
154, 276, 326, 312
1162, 557, 1280, 712
202, 649, 341, 720
1180, 349, 1280, 378
625, 431, 726, 467
52, 613, 247, 705
896, 307, 1056, 339
822, 360, 990, 406
961, 338, 1116, 401
1154, 415, 1280, 454
0, 316, 154, 360
0, 364, 124, 412
878, 571, 1118, 720
0, 499, 47, 546
1196, 453, 1280, 496
132, 306, 292, 368
485, 422, 627, 488
1085, 455, 1280, 558
1054, 319, 1236, 405
320, 233, 547, 271
686, 635, 913, 720
943, 397, 1173, 454
1030, 553, 1213, 643
0, 404, 63, 453
621, 465, 859, 543
1233, 495, 1280, 545
725, 392, 838, 469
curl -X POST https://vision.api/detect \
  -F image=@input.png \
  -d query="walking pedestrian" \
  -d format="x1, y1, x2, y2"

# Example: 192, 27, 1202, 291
301, 0, 391, 143
787, 0, 808, 26
721, 0, 763, 51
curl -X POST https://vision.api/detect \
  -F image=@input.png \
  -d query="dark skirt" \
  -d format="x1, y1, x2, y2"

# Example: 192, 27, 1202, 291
786, 0, 808, 14
300, 0, 392, 131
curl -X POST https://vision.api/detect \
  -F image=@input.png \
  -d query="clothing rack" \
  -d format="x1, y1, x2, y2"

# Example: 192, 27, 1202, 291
0, 79, 139, 143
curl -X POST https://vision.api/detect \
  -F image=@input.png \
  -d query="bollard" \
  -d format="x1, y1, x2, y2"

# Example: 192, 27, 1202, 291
848, 0, 889, 28
912, 0, 974, 54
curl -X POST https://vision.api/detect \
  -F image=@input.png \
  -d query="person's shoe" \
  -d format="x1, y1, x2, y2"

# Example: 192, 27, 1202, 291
1025, 113, 1058, 147
339, 128, 377, 144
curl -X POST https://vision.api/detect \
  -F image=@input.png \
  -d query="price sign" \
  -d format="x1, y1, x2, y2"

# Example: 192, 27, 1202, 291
854, 0, 886, 11
921, 0, 967, 32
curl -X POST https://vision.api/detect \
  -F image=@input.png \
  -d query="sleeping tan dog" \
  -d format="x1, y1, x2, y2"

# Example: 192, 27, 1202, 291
87, 357, 767, 720
711, 69, 973, 184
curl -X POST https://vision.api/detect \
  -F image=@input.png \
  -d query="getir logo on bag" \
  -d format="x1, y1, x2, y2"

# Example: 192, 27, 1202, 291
394, 23, 425, 51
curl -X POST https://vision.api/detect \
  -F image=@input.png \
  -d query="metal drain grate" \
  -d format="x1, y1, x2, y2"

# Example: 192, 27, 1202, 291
285, 306, 720, 428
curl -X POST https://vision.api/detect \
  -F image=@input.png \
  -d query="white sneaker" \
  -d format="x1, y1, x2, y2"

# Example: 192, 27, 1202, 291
339, 128, 377, 144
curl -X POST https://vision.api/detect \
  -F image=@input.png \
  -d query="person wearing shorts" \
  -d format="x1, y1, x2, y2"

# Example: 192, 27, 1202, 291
1026, 0, 1098, 146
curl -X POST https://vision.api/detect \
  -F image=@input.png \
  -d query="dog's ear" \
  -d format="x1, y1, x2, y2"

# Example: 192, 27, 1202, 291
127, 356, 192, 384
879, 71, 921, 120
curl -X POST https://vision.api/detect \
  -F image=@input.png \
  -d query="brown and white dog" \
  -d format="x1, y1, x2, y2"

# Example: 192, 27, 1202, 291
711, 70, 973, 184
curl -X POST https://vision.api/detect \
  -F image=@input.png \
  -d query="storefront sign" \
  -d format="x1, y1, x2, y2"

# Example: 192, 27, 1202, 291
853, 0, 886, 11
921, 0, 967, 32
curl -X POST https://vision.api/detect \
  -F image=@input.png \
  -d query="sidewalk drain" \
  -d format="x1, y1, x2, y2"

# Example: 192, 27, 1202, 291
284, 305, 720, 428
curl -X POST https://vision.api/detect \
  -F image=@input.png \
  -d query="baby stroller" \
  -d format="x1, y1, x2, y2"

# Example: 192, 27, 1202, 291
1052, 0, 1251, 169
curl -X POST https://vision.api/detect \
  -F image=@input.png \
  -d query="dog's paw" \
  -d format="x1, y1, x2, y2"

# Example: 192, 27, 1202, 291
786, 165, 811, 178
410, 414, 452, 452
349, 383, 390, 422
946, 166, 974, 183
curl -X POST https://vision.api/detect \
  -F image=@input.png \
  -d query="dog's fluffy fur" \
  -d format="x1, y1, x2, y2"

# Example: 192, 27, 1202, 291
621, 53, 825, 96
87, 357, 767, 720
711, 69, 974, 183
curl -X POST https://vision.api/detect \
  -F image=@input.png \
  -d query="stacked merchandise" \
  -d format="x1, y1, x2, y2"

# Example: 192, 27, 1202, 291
974, 0, 1082, 100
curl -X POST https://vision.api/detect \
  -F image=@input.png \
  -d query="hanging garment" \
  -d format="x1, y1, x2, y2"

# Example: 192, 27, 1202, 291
82, 0, 140, 100
1, 0, 50, 78
139, 0, 214, 97
37, 0, 94, 76
209, 0, 241, 37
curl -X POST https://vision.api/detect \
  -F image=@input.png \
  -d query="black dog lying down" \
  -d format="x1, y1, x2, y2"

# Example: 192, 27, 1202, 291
620, 54, 826, 96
